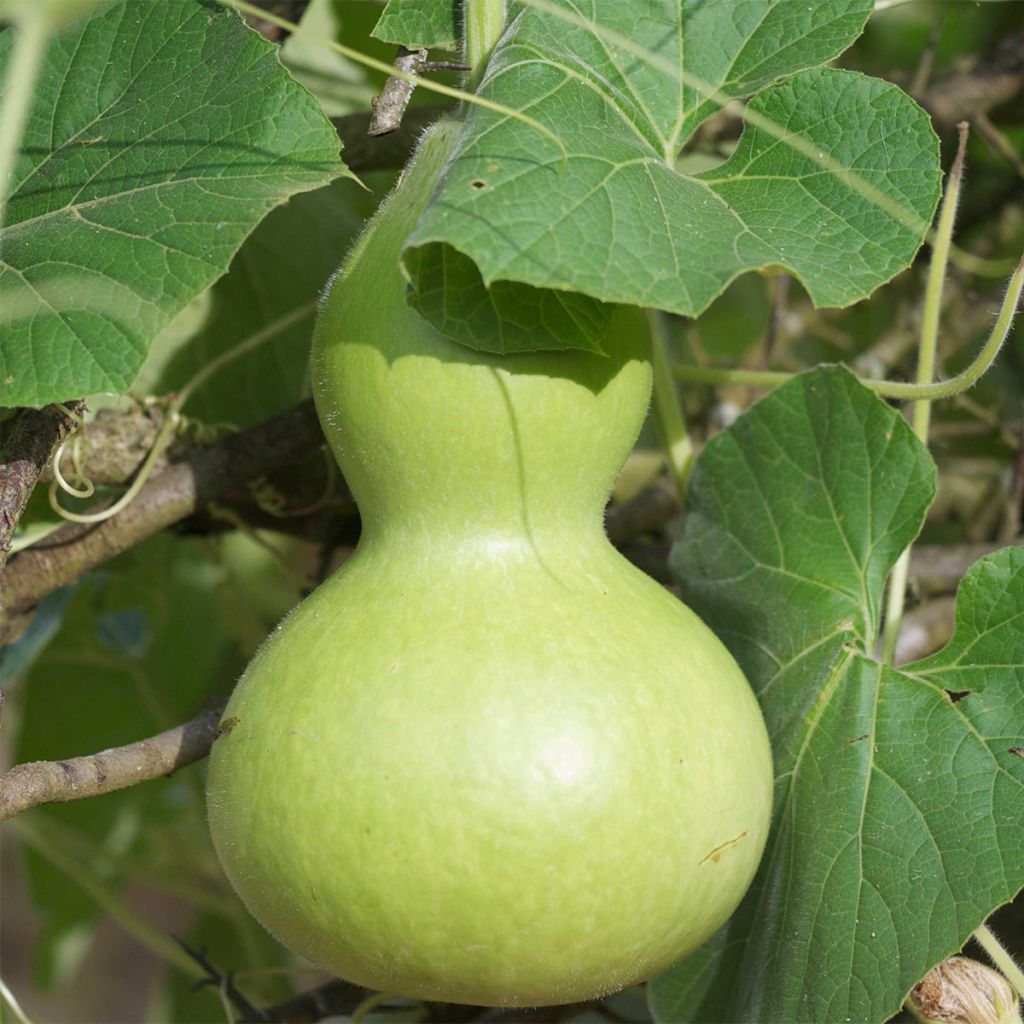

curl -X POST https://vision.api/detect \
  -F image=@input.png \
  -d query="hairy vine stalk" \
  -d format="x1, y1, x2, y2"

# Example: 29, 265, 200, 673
672, 257, 1023, 400
649, 309, 694, 501
881, 123, 969, 666
974, 924, 1024, 1004
465, 0, 507, 91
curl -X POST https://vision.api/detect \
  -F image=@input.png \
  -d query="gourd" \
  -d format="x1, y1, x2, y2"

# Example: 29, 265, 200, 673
206, 118, 773, 1008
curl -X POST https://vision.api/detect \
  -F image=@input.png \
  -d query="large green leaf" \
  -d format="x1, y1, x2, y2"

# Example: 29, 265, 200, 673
403, 0, 941, 354
0, 0, 346, 407
649, 366, 1024, 1023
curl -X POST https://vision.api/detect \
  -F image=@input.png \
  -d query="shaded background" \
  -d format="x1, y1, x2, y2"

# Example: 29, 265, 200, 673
2, 0, 1022, 1021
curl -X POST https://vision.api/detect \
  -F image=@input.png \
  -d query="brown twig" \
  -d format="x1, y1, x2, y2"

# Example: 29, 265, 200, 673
41, 405, 352, 526
0, 108, 437, 610
40, 404, 176, 487
1, 401, 324, 623
369, 46, 429, 137
0, 401, 85, 568
0, 705, 225, 821
2, 397, 682, 631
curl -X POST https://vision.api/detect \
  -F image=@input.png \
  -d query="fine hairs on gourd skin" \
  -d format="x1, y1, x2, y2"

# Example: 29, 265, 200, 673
207, 117, 774, 1008
313, 129, 444, 451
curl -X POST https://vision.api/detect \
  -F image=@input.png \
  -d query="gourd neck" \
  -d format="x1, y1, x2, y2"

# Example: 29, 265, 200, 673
313, 119, 654, 568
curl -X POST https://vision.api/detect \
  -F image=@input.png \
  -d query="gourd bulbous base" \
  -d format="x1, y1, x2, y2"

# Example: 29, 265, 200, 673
206, 120, 773, 1008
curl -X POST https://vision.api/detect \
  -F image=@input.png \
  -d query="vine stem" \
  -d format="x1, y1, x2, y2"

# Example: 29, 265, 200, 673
465, 0, 507, 91
880, 124, 968, 665
175, 301, 316, 409
974, 925, 1024, 1004
0, 5, 49, 227
672, 252, 1023, 401
649, 309, 693, 501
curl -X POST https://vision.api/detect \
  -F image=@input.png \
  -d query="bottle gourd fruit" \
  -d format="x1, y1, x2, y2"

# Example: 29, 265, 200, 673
207, 119, 773, 1007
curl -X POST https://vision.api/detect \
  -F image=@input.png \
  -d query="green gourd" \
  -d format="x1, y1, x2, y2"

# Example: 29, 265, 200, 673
206, 119, 773, 1007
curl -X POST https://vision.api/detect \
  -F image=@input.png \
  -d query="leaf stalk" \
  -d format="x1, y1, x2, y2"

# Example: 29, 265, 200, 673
465, 0, 507, 92
672, 252, 1022, 402
648, 309, 693, 501
880, 123, 968, 665
974, 924, 1024, 1005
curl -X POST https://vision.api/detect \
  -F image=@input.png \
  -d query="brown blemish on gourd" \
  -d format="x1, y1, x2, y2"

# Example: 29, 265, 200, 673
699, 832, 748, 865
217, 716, 241, 736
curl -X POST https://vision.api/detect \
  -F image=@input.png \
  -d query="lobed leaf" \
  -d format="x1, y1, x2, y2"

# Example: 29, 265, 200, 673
403, 0, 941, 354
0, 0, 346, 407
650, 367, 1024, 1023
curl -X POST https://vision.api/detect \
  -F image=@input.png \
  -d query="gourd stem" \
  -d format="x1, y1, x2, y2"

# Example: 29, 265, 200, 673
881, 124, 966, 666
0, 5, 49, 226
648, 309, 693, 501
465, 0, 507, 92
672, 251, 1022, 402
974, 924, 1024, 1003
